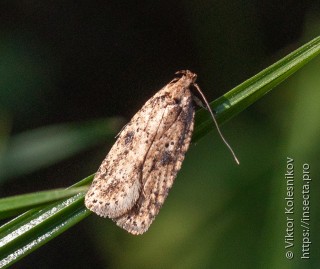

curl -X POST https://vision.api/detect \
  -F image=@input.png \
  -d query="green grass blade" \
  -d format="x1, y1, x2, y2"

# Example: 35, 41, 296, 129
0, 187, 88, 220
0, 117, 124, 183
193, 36, 320, 141
0, 36, 320, 268
0, 175, 93, 269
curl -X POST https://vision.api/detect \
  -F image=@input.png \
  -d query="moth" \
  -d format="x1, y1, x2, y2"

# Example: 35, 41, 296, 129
85, 70, 238, 235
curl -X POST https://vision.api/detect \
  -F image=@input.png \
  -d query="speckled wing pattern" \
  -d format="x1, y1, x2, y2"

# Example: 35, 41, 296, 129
85, 70, 197, 235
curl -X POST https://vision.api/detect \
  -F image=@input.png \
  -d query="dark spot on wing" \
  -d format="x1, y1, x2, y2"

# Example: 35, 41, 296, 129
124, 131, 134, 144
173, 97, 180, 104
161, 151, 173, 165
149, 161, 156, 172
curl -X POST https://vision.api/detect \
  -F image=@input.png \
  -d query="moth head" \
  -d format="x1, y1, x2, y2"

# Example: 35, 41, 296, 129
175, 70, 197, 83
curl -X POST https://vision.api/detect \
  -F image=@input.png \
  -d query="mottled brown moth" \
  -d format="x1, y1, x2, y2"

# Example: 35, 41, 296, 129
85, 70, 239, 235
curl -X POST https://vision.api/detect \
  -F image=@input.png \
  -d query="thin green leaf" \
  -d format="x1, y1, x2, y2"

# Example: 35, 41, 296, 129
0, 187, 88, 220
0, 36, 320, 268
193, 36, 320, 141
0, 175, 93, 268
0, 117, 125, 183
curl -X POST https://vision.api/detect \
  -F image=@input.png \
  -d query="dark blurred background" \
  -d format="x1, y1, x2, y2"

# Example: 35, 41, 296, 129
1, 1, 320, 268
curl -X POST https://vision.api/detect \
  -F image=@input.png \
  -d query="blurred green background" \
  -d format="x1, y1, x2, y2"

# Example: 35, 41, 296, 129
1, 1, 320, 268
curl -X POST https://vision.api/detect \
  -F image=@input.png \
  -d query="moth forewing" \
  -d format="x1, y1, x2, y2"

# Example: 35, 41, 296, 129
85, 71, 201, 234
113, 86, 195, 234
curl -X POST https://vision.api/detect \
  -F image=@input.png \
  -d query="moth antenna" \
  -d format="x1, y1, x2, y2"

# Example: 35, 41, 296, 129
193, 83, 240, 165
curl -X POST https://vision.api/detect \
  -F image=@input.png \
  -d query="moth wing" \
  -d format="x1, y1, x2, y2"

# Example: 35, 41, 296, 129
85, 89, 172, 218
113, 94, 194, 234
85, 127, 142, 218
